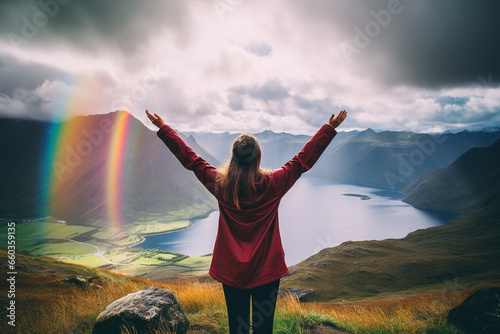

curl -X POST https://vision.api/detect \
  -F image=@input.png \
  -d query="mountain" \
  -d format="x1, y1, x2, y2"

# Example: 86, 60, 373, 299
183, 129, 314, 168
402, 138, 500, 213
187, 128, 500, 189
281, 138, 500, 302
311, 129, 500, 189
0, 111, 218, 226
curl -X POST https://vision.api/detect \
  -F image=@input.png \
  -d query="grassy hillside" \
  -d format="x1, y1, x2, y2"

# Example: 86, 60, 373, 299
2, 247, 493, 334
283, 139, 500, 303
402, 138, 500, 213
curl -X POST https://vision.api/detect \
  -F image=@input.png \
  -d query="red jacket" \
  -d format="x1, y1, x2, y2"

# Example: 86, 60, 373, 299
157, 123, 337, 289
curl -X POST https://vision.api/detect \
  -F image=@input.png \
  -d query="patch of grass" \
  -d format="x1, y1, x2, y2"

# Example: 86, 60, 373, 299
103, 249, 139, 263
135, 265, 190, 278
125, 220, 192, 236
167, 204, 214, 220
18, 239, 96, 257
104, 264, 158, 277
0, 221, 96, 239
130, 257, 165, 265
90, 229, 118, 240
300, 287, 488, 333
62, 255, 109, 267
104, 248, 184, 265
175, 256, 212, 268
178, 269, 210, 276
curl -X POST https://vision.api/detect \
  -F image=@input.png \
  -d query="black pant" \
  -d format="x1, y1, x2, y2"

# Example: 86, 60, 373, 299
222, 279, 280, 334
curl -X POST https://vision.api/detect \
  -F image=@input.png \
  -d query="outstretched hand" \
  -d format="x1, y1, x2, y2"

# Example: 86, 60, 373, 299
146, 109, 165, 128
328, 110, 348, 129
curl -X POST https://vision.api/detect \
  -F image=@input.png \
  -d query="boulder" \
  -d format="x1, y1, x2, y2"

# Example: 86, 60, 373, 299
447, 287, 500, 334
93, 286, 189, 334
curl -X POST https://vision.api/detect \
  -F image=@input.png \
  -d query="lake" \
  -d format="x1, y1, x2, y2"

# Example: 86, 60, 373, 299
133, 176, 455, 265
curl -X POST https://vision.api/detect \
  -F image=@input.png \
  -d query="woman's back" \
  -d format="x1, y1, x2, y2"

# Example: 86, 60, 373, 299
155, 121, 338, 288
147, 109, 347, 333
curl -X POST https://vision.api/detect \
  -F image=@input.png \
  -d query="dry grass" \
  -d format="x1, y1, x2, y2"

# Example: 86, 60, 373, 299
15, 269, 149, 333
8, 260, 227, 334
5, 251, 499, 334
298, 285, 500, 333
159, 278, 226, 314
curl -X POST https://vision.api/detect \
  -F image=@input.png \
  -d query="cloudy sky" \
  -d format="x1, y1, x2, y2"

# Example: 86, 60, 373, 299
0, 0, 499, 134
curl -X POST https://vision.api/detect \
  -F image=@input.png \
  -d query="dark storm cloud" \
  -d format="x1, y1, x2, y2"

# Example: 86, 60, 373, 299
0, 53, 67, 95
291, 0, 500, 88
0, 0, 190, 55
375, 0, 500, 88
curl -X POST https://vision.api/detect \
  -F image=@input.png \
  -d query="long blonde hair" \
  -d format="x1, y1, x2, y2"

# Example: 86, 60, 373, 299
217, 133, 270, 209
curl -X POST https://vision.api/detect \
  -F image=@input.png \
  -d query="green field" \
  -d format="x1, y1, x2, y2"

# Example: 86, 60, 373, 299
175, 255, 212, 268
0, 221, 96, 239
104, 263, 158, 277
0, 208, 216, 278
126, 220, 192, 235
62, 255, 109, 267
17, 239, 96, 257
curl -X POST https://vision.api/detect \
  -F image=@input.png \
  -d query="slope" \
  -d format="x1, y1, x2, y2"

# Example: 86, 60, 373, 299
282, 139, 500, 302
402, 138, 500, 213
0, 111, 218, 226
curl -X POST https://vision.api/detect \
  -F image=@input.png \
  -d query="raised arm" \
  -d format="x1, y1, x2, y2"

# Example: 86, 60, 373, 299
146, 110, 218, 195
273, 110, 347, 196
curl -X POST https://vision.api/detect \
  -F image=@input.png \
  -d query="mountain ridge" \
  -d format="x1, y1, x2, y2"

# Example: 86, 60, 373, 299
402, 138, 500, 213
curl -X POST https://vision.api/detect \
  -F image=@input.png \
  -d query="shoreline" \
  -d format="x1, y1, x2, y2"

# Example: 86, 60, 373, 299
128, 223, 194, 249
128, 208, 218, 249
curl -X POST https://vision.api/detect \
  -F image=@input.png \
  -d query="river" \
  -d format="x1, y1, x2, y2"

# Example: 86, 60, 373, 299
133, 176, 455, 265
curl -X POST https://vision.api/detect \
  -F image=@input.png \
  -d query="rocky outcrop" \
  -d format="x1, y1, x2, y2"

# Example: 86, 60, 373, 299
93, 286, 189, 334
60, 275, 95, 287
447, 287, 500, 334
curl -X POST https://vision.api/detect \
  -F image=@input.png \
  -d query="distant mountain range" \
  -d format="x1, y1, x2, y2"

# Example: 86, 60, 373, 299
187, 127, 500, 189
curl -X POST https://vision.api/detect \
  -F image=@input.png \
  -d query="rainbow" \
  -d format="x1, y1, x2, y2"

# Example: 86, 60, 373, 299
39, 82, 138, 235
106, 110, 133, 232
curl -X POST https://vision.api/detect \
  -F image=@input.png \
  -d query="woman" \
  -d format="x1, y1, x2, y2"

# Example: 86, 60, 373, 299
146, 109, 347, 334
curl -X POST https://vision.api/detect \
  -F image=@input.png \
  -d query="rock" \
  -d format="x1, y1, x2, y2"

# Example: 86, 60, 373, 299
281, 288, 315, 301
447, 287, 500, 334
93, 286, 189, 334
61, 275, 94, 286
308, 262, 328, 267
304, 273, 320, 281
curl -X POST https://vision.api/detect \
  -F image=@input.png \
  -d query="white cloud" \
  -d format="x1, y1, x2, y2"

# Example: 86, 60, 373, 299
0, 0, 499, 134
